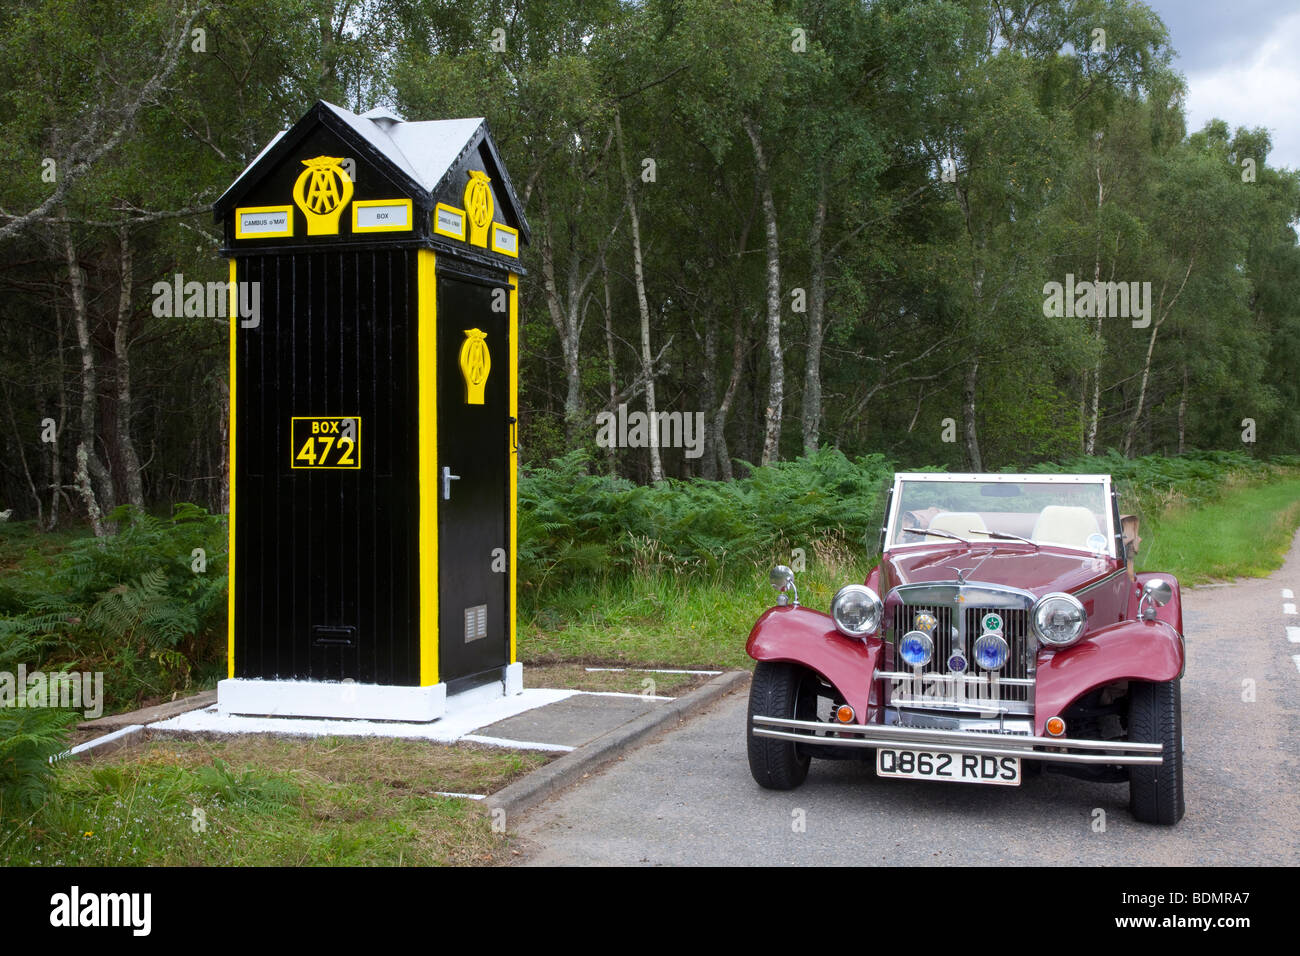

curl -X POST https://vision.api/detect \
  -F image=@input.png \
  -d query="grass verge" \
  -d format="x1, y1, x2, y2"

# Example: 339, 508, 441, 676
1137, 476, 1300, 585
519, 556, 876, 672
0, 735, 549, 866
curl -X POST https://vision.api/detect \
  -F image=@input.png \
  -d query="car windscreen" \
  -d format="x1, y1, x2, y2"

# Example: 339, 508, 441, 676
889, 479, 1112, 555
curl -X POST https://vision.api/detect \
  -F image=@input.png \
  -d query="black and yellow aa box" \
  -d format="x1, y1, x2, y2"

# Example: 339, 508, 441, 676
290, 416, 361, 469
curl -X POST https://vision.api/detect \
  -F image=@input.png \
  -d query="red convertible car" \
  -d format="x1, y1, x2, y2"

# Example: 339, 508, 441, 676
746, 472, 1186, 824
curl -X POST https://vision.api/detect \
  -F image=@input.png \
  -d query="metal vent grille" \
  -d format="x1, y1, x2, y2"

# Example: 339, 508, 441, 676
464, 604, 488, 643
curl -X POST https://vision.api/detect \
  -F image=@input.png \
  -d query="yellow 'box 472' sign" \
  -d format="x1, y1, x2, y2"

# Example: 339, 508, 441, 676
290, 416, 361, 469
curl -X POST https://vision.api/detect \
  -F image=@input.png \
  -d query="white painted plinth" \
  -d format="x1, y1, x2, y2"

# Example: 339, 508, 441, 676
217, 664, 523, 722
504, 661, 524, 696
218, 678, 447, 722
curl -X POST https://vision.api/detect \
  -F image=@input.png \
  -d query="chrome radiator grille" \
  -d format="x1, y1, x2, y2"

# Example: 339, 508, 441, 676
889, 603, 1033, 703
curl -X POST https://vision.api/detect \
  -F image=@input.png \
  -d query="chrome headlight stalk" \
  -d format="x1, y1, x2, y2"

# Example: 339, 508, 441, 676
1032, 591, 1087, 647
769, 565, 799, 607
831, 584, 883, 639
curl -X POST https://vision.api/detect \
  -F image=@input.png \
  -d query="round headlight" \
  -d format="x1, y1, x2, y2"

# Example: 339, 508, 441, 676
830, 584, 882, 638
1033, 592, 1087, 647
973, 632, 1010, 671
898, 630, 934, 666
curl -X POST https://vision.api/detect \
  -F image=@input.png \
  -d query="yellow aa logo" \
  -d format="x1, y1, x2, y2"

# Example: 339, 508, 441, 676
464, 170, 494, 248
458, 328, 491, 404
292, 156, 354, 235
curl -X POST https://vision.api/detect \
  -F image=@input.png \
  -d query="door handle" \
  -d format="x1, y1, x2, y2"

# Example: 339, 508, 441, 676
443, 466, 460, 500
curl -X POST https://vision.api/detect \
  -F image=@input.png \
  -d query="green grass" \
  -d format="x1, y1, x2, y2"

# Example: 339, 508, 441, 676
519, 554, 877, 671
1138, 476, 1300, 585
0, 736, 548, 866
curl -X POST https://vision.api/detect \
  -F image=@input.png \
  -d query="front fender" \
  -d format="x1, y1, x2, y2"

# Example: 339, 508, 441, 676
1034, 619, 1185, 736
746, 606, 882, 724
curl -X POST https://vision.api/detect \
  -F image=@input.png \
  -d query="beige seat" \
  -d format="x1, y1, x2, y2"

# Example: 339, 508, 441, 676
928, 512, 992, 539
1031, 506, 1101, 551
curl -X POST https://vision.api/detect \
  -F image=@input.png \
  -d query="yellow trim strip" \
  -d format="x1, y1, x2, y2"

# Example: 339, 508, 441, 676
234, 205, 294, 240
351, 198, 413, 233
433, 203, 467, 241
418, 250, 439, 686
509, 273, 519, 663
227, 258, 237, 679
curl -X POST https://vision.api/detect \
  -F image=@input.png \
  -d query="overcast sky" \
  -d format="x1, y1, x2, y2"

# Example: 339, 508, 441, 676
1144, 0, 1300, 170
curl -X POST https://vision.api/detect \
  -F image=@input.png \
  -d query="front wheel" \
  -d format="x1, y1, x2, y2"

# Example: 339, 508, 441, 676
747, 661, 814, 790
1127, 679, 1185, 825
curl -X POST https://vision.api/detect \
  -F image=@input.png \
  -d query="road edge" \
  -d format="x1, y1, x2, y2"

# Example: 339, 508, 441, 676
486, 670, 750, 822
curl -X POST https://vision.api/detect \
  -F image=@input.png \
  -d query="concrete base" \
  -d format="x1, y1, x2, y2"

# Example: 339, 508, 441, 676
218, 663, 523, 723
218, 678, 447, 722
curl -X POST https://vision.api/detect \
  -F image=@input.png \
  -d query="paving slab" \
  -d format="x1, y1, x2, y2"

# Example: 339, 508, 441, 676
475, 693, 666, 749
148, 687, 580, 748
78, 689, 217, 731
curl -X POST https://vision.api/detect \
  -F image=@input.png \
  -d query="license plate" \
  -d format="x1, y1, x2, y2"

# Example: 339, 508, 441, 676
876, 748, 1020, 786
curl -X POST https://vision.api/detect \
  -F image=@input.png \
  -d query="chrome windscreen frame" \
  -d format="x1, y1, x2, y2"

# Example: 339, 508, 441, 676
883, 472, 1117, 558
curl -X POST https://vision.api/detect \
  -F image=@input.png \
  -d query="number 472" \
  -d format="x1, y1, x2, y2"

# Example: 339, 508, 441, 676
296, 436, 356, 467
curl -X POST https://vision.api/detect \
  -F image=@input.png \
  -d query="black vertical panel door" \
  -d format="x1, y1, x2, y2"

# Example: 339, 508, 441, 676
234, 251, 421, 686
437, 274, 510, 683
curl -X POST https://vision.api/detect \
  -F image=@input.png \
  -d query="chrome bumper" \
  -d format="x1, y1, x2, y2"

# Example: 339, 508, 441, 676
751, 715, 1164, 766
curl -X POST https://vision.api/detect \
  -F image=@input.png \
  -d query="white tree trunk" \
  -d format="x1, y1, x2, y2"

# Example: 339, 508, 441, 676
616, 108, 662, 482
61, 221, 114, 532
601, 256, 618, 476
802, 181, 827, 456
114, 226, 144, 510
1123, 259, 1194, 456
743, 115, 783, 467
1084, 159, 1106, 455
963, 359, 983, 472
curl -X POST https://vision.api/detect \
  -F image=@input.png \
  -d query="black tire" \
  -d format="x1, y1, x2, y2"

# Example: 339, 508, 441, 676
747, 661, 814, 790
1127, 679, 1185, 825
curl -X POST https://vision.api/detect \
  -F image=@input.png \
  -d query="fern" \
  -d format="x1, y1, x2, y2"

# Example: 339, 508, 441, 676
0, 706, 77, 817
86, 568, 199, 651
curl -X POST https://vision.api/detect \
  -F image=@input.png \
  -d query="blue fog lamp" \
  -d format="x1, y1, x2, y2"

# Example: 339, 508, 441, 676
899, 629, 934, 667
973, 632, 1010, 671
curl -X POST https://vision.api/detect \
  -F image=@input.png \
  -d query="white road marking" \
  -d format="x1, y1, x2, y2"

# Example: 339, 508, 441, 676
1288, 627, 1300, 644
49, 724, 145, 764
1285, 603, 1297, 615
460, 734, 575, 752
1283, 588, 1295, 599
1293, 656, 1300, 674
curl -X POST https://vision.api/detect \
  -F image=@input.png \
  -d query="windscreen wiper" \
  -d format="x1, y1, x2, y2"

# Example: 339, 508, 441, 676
977, 529, 1040, 551
911, 528, 971, 545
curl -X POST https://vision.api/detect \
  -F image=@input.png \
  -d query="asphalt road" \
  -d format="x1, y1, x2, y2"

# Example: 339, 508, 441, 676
515, 532, 1300, 865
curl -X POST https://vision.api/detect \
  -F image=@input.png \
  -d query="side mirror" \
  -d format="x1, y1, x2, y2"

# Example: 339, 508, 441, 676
769, 565, 798, 607
1139, 578, 1172, 620
1143, 579, 1172, 606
